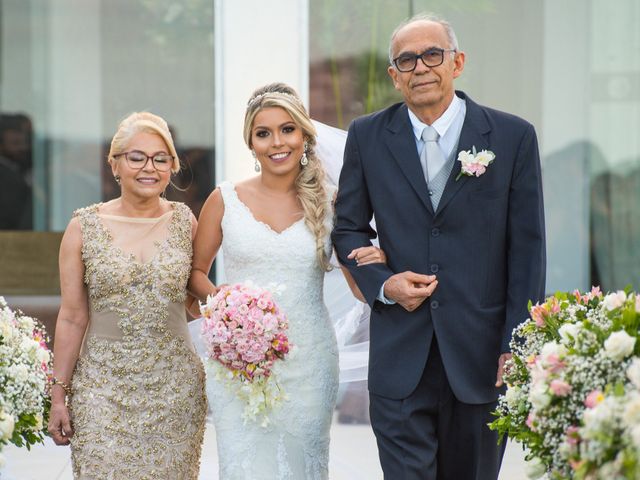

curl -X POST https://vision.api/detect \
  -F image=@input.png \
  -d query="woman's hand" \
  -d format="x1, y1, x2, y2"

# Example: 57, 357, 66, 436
347, 246, 387, 266
48, 399, 74, 445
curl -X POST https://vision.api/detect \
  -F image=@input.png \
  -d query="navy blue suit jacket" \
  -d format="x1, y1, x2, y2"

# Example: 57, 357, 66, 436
332, 91, 546, 403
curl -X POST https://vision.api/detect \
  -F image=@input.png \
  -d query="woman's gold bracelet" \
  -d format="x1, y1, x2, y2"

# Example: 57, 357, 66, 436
51, 377, 72, 396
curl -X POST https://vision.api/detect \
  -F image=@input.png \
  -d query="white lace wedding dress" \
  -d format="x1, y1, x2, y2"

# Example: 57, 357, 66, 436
206, 181, 339, 480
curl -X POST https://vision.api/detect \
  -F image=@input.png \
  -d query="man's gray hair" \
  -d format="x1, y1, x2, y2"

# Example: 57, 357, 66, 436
388, 13, 459, 65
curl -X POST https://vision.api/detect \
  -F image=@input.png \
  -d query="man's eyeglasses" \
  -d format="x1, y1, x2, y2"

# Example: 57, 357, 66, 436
392, 48, 457, 73
113, 150, 174, 172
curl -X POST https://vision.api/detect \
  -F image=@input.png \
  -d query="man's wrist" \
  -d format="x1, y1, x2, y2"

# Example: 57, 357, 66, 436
377, 281, 396, 305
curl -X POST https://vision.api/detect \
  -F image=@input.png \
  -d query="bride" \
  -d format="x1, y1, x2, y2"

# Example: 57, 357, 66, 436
188, 82, 384, 479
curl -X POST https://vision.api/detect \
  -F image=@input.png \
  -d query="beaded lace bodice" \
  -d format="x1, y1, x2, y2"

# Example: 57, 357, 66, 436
69, 202, 207, 480
207, 182, 339, 480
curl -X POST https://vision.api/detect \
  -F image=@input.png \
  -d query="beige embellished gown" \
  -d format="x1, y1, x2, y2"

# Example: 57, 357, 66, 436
69, 202, 207, 479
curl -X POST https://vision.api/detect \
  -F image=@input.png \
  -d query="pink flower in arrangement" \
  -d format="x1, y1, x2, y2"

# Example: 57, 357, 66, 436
530, 304, 547, 327
565, 425, 580, 446
584, 390, 604, 408
526, 412, 537, 431
549, 379, 572, 397
530, 297, 561, 328
570, 459, 585, 471
545, 355, 566, 374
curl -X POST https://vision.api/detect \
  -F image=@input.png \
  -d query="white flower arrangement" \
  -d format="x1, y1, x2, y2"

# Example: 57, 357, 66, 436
490, 287, 640, 479
0, 296, 53, 465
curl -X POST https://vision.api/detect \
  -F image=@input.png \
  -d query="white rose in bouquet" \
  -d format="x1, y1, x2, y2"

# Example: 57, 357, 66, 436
0, 411, 15, 441
558, 323, 581, 345
505, 385, 522, 408
17, 315, 35, 331
627, 357, 640, 389
623, 393, 640, 424
529, 383, 551, 410
524, 456, 546, 479
604, 330, 636, 361
0, 320, 13, 340
603, 291, 627, 311
631, 424, 640, 449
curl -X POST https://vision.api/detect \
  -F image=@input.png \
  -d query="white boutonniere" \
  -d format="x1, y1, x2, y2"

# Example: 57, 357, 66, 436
455, 146, 495, 181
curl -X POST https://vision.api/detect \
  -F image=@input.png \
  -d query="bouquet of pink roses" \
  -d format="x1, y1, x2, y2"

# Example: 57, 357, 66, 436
200, 282, 291, 424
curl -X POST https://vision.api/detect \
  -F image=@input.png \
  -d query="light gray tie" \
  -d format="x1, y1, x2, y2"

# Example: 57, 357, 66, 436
420, 126, 448, 209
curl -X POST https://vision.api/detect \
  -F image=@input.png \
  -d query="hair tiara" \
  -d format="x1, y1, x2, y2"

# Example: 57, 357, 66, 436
246, 91, 303, 109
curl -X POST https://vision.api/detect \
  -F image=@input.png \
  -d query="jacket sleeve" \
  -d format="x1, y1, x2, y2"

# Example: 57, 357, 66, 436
503, 123, 546, 352
331, 120, 395, 307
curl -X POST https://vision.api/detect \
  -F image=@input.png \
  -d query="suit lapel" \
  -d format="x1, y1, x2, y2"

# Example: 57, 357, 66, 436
436, 92, 491, 215
383, 104, 434, 215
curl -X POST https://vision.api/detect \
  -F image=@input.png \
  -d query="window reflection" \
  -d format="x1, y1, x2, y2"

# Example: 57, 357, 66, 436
0, 0, 215, 296
0, 114, 33, 229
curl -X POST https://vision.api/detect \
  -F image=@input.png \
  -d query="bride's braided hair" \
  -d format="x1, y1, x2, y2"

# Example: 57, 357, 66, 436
243, 83, 332, 272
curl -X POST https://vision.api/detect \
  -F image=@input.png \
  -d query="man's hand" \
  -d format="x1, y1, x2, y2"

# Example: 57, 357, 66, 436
495, 352, 512, 387
383, 271, 438, 312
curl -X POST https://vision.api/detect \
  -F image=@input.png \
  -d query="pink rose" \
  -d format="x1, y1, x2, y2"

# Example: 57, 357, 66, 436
253, 323, 264, 336
549, 379, 572, 397
262, 313, 278, 331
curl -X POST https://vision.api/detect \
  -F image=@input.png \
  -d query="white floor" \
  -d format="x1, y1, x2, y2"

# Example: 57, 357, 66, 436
1, 420, 527, 479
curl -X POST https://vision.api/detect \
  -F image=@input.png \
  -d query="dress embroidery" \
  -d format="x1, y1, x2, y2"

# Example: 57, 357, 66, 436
69, 202, 207, 480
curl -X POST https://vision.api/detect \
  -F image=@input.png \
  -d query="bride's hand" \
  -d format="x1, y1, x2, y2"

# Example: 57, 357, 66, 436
347, 246, 387, 266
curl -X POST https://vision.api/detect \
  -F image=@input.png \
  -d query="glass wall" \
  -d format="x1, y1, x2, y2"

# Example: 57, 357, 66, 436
0, 0, 215, 296
310, 0, 640, 294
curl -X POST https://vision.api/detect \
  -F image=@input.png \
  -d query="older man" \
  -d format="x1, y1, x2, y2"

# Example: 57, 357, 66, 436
332, 13, 546, 479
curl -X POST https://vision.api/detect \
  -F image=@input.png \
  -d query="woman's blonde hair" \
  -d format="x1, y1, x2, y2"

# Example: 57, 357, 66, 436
244, 83, 331, 271
108, 112, 180, 173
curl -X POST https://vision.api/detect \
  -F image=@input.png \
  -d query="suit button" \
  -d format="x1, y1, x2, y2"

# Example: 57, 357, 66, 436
431, 300, 439, 309
430, 264, 439, 273
431, 228, 440, 237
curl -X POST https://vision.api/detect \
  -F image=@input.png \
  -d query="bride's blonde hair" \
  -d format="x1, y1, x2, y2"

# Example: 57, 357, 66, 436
243, 83, 331, 271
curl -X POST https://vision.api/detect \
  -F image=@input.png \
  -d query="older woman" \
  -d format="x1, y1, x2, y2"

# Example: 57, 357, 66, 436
48, 112, 207, 479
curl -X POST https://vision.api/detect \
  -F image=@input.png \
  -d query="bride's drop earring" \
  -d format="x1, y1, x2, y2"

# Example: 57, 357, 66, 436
300, 142, 309, 166
114, 174, 121, 185
251, 150, 260, 172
